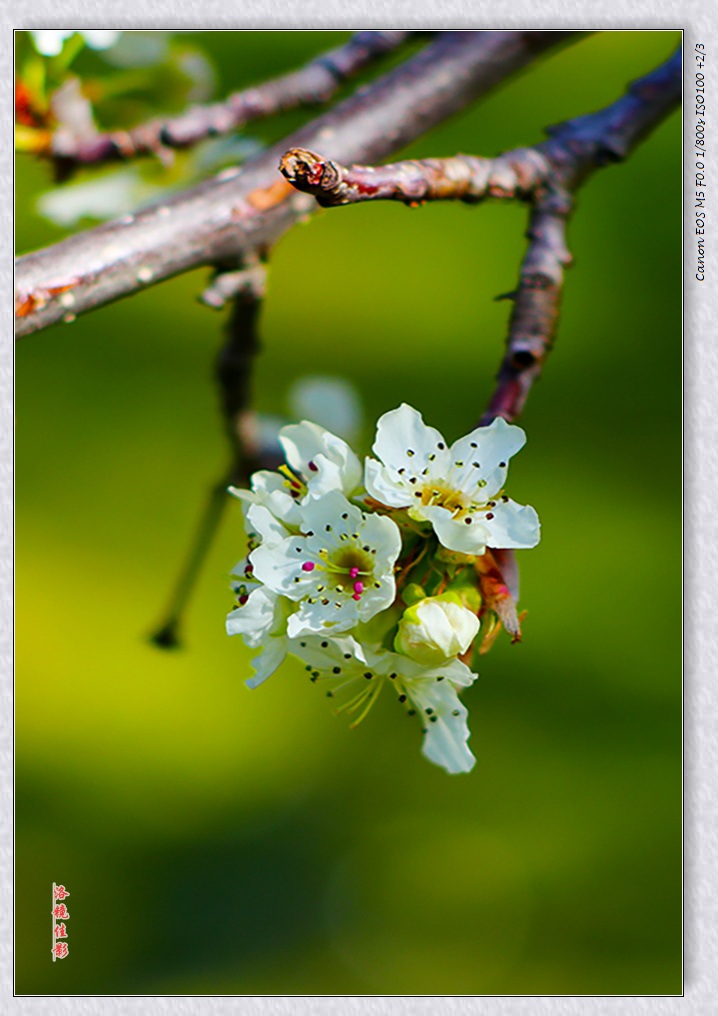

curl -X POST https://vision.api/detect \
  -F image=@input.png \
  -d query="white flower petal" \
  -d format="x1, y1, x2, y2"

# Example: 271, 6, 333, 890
407, 678, 476, 774
440, 657, 479, 688
81, 30, 121, 50
290, 634, 368, 670
421, 504, 491, 555
250, 471, 303, 526
280, 421, 362, 497
30, 30, 74, 56
287, 596, 358, 637
250, 536, 317, 599
363, 457, 413, 508
246, 638, 287, 689
226, 586, 278, 646
481, 499, 541, 550
230, 471, 302, 529
358, 510, 402, 563
245, 503, 291, 549
356, 574, 395, 620
288, 376, 362, 443
449, 417, 526, 480
373, 404, 451, 474
298, 488, 363, 542
368, 647, 477, 773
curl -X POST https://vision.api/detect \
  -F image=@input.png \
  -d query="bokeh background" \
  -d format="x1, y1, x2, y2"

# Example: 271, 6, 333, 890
15, 31, 681, 995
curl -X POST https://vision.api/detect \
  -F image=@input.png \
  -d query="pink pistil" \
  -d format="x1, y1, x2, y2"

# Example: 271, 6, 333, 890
353, 581, 364, 595
352, 593, 361, 601
349, 567, 359, 579
302, 561, 315, 572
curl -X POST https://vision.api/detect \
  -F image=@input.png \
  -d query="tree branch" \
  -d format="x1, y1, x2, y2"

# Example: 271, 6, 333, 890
15, 30, 582, 338
278, 47, 681, 424
481, 46, 681, 424
47, 31, 418, 169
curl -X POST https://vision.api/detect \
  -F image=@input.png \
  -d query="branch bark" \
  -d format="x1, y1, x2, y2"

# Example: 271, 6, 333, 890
15, 30, 582, 338
48, 31, 418, 169
278, 47, 681, 424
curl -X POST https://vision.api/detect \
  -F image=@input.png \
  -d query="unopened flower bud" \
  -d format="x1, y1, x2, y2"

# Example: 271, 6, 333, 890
394, 596, 480, 665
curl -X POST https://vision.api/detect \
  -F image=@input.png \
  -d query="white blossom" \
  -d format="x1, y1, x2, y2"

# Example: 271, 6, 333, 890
30, 30, 120, 57
229, 419, 363, 527
364, 404, 540, 556
395, 596, 480, 666
279, 419, 363, 500
226, 406, 541, 774
250, 490, 401, 639
292, 635, 477, 774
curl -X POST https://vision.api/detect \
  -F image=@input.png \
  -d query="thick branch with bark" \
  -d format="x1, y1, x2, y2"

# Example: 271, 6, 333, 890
279, 47, 681, 424
15, 30, 581, 337
47, 31, 417, 168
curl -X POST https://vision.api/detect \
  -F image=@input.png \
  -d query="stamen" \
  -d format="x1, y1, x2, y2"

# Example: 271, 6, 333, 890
279, 464, 304, 489
349, 567, 359, 578
302, 561, 315, 572
349, 680, 383, 728
354, 581, 364, 594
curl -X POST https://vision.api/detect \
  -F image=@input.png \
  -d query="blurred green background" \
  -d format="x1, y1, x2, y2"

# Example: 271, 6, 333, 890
15, 31, 681, 995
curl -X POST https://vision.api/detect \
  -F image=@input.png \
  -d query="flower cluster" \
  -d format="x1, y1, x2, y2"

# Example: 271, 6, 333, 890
227, 405, 540, 774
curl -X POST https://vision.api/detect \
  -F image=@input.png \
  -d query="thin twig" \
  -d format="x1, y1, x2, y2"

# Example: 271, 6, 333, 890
46, 32, 418, 171
279, 147, 550, 205
16, 31, 583, 337
149, 474, 232, 649
150, 260, 280, 647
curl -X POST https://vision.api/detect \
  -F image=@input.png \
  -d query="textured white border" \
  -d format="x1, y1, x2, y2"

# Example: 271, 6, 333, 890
5, 6, 716, 1012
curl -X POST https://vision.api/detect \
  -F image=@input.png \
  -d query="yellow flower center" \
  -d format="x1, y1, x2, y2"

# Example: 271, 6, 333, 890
420, 484, 468, 517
